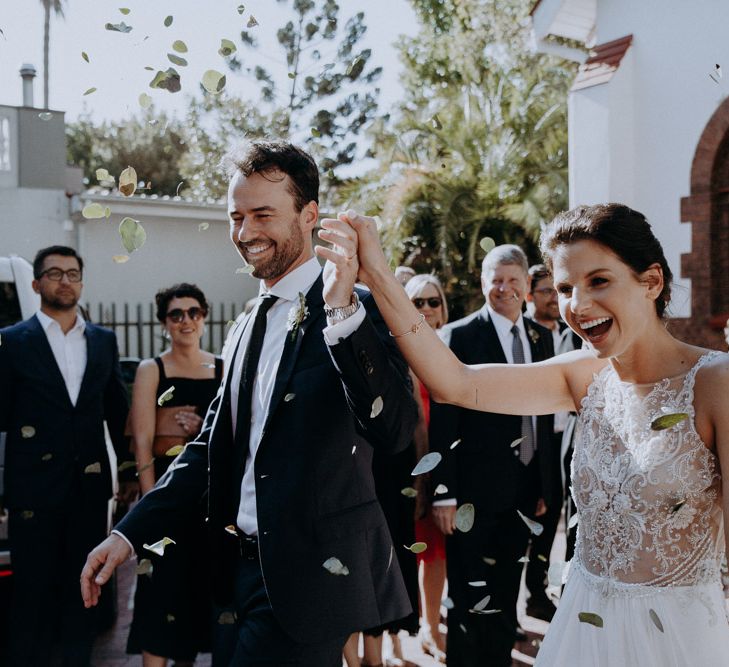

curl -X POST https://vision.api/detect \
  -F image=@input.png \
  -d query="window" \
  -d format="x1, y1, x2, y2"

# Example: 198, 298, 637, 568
0, 118, 10, 171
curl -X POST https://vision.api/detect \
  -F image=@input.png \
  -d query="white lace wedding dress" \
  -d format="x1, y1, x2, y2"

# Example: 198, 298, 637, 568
536, 352, 729, 666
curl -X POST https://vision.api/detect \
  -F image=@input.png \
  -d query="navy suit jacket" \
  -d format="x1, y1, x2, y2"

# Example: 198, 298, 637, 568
0, 314, 130, 509
430, 309, 556, 512
116, 276, 419, 644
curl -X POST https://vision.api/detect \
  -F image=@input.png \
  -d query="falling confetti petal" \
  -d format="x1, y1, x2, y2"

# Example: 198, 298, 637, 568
224, 525, 237, 535
138, 92, 152, 109
468, 580, 486, 587
119, 166, 137, 196
568, 513, 579, 529
442, 597, 454, 610
172, 40, 188, 53
650, 413, 688, 431
96, 168, 113, 182
218, 611, 236, 624
455, 503, 475, 532
81, 51, 89, 62
219, 38, 237, 57
649, 608, 664, 632
176, 181, 184, 196
143, 536, 176, 557
235, 266, 255, 274
119, 217, 147, 253
482, 556, 496, 565
473, 594, 491, 611
247, 15, 259, 27
548, 560, 569, 586
38, 112, 52, 121
164, 15, 173, 27
119, 8, 131, 15
167, 53, 188, 67
450, 439, 461, 450
578, 612, 603, 628
284, 393, 296, 402
370, 396, 384, 418
670, 499, 686, 514
430, 114, 442, 130
83, 87, 97, 96
105, 207, 111, 218
149, 68, 181, 93
118, 460, 136, 472
136, 559, 153, 576
310, 127, 322, 138
41, 453, 53, 461
21, 511, 34, 519
158, 386, 175, 406
411, 452, 442, 475
21, 426, 36, 438
237, 5, 245, 14
517, 509, 544, 536
404, 542, 427, 554
84, 462, 102, 474
105, 22, 133, 33
510, 437, 524, 448
538, 554, 547, 562
201, 69, 226, 93
400, 487, 418, 498
518, 556, 529, 563
82, 203, 106, 219
165, 445, 184, 457
198, 223, 209, 231
322, 556, 349, 576
480, 237, 496, 253
434, 484, 448, 495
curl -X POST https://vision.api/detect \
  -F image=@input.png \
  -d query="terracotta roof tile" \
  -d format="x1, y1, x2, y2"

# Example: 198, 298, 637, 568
572, 34, 633, 91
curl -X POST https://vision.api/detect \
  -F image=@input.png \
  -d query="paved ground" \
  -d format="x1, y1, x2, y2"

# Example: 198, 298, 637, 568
90, 527, 565, 666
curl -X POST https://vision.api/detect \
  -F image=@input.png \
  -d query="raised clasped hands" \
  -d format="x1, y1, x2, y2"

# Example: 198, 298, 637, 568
315, 209, 389, 306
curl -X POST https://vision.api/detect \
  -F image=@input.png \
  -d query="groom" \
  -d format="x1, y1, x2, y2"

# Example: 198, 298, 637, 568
80, 141, 418, 665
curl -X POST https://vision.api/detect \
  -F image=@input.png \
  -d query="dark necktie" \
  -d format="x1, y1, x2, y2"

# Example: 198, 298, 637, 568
511, 324, 535, 466
235, 294, 278, 446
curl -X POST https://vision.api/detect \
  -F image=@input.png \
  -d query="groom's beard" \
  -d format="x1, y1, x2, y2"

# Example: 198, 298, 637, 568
240, 217, 305, 281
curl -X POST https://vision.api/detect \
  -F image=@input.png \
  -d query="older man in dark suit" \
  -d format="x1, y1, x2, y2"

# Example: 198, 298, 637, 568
429, 245, 555, 667
81, 141, 418, 666
0, 245, 133, 666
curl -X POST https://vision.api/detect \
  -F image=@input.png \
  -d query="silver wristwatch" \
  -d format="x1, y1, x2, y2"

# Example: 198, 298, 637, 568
324, 292, 360, 321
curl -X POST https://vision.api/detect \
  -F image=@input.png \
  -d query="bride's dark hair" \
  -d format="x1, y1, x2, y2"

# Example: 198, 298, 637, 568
540, 203, 673, 318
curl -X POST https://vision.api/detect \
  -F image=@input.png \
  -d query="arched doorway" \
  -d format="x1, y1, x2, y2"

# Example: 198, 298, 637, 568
673, 97, 729, 349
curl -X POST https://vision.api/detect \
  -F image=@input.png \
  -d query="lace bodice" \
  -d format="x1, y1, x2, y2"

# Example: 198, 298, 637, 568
573, 352, 724, 588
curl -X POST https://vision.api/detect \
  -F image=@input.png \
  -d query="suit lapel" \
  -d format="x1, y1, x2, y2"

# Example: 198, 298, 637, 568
477, 310, 508, 364
77, 324, 100, 403
26, 315, 73, 408
260, 274, 325, 439
524, 316, 546, 362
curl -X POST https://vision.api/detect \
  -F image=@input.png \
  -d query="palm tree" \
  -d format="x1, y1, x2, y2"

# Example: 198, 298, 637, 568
40, 0, 65, 109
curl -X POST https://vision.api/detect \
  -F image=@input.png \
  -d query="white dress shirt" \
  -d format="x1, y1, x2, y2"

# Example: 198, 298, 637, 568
232, 257, 363, 535
36, 310, 87, 406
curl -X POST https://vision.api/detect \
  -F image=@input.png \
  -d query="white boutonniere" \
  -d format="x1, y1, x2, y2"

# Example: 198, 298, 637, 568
528, 327, 540, 344
286, 292, 309, 341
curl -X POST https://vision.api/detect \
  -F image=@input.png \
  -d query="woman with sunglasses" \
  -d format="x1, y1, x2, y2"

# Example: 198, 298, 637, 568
404, 275, 449, 663
127, 283, 222, 667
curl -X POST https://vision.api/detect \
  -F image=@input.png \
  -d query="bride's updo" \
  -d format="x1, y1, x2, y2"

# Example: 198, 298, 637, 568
540, 203, 673, 318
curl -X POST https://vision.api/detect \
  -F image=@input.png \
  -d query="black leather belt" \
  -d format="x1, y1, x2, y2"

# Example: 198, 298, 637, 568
237, 532, 259, 561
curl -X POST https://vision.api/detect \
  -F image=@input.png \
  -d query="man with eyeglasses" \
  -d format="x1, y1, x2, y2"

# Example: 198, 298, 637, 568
0, 245, 134, 666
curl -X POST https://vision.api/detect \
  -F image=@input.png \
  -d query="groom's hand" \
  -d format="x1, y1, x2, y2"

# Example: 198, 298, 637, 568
316, 210, 360, 308
432, 505, 457, 535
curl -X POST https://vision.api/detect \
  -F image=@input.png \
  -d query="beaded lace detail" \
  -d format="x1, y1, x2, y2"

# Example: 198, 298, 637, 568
572, 352, 724, 592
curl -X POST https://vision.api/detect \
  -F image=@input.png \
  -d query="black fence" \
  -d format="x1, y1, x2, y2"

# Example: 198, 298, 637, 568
86, 302, 246, 359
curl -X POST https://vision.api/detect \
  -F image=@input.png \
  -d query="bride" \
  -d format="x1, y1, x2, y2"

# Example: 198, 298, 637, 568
315, 203, 729, 666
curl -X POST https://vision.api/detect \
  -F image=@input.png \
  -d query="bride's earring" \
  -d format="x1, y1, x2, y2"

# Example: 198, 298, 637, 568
163, 328, 171, 341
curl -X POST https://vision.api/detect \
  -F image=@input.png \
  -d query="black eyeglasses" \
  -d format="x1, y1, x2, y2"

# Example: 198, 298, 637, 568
39, 268, 82, 283
166, 307, 206, 323
412, 297, 442, 309
533, 287, 557, 298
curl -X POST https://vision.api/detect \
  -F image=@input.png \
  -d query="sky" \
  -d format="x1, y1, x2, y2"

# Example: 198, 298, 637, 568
0, 0, 418, 122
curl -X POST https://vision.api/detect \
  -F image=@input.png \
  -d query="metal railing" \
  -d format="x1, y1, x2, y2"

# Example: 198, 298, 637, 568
86, 302, 246, 359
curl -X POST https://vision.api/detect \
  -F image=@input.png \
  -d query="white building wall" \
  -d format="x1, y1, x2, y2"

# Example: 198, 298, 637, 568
567, 0, 729, 318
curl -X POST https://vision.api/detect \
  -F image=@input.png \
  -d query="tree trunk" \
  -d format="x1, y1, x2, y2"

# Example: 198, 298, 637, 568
43, 0, 50, 109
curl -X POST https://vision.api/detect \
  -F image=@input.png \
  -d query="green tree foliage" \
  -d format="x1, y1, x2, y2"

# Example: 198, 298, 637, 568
340, 0, 576, 318
228, 0, 382, 174
66, 109, 188, 196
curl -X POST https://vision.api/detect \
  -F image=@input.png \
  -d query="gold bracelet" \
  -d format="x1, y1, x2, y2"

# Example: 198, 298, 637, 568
389, 313, 426, 338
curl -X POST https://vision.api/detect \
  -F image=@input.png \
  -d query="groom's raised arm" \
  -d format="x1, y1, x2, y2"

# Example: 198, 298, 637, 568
324, 289, 418, 455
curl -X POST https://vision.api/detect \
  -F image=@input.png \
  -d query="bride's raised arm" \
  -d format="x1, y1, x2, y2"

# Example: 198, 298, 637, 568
316, 211, 602, 416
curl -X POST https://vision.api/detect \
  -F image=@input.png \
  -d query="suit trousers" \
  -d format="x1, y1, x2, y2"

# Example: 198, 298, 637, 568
212, 552, 346, 667
5, 499, 107, 667
525, 432, 564, 604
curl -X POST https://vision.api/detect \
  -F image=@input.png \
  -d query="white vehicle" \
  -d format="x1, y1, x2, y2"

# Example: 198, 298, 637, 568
0, 255, 38, 327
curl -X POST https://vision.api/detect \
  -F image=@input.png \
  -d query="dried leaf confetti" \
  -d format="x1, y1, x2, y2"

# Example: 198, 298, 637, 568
441, 597, 454, 610
455, 503, 475, 533
143, 536, 176, 557
81, 51, 89, 62
404, 542, 427, 554
113, 255, 129, 264
136, 558, 153, 576
105, 22, 133, 33
119, 166, 137, 196
164, 445, 184, 457
201, 70, 226, 94
450, 438, 461, 450
38, 112, 52, 121
218, 611, 236, 624
119, 217, 146, 253
21, 426, 36, 438
237, 5, 245, 14
649, 608, 664, 632
82, 203, 106, 219
434, 484, 448, 495
167, 53, 188, 67
510, 437, 524, 448
84, 462, 102, 474
480, 237, 496, 254
219, 39, 237, 57
578, 611, 603, 628
322, 556, 349, 576
568, 512, 579, 530
236, 265, 255, 274
411, 452, 441, 476
164, 15, 173, 27
172, 40, 188, 53
118, 460, 136, 472
370, 396, 384, 418
401, 487, 417, 498
468, 580, 486, 587
158, 386, 175, 406
650, 412, 688, 431
517, 509, 544, 536
41, 453, 53, 461
247, 15, 259, 28
83, 87, 97, 96
198, 223, 209, 231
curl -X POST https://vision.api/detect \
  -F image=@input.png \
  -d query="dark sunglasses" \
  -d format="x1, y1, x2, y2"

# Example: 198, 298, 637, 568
166, 307, 206, 323
412, 297, 442, 309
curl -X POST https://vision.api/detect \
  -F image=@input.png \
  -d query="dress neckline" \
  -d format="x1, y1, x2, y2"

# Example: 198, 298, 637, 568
611, 351, 716, 388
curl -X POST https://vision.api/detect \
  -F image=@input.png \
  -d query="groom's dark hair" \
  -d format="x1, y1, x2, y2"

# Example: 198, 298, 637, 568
221, 140, 319, 212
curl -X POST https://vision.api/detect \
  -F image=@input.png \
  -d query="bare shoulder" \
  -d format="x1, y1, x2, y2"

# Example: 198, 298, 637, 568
548, 349, 609, 407
135, 358, 160, 382
694, 351, 729, 398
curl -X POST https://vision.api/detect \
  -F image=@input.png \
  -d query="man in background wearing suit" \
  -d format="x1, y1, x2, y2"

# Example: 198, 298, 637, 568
429, 245, 555, 666
0, 245, 134, 666
81, 141, 418, 666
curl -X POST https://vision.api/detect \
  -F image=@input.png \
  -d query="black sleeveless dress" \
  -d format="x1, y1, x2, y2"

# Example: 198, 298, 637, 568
126, 356, 222, 660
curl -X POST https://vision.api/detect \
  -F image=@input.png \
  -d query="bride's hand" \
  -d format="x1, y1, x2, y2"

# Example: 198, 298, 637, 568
315, 211, 360, 308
